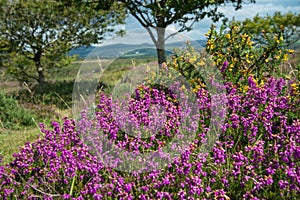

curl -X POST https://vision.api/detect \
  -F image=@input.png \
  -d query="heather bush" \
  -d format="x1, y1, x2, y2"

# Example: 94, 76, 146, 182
0, 76, 299, 199
219, 77, 300, 199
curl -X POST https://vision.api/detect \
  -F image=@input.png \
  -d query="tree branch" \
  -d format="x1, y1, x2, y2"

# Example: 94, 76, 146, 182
145, 27, 158, 47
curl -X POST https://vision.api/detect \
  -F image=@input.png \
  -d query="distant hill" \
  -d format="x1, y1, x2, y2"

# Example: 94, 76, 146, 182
69, 40, 206, 59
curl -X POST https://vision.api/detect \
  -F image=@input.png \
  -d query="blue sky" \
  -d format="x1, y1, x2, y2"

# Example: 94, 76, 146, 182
101, 0, 300, 46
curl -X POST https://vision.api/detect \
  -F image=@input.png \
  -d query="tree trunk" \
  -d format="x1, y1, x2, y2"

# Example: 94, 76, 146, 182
37, 66, 45, 85
156, 27, 166, 66
34, 51, 45, 85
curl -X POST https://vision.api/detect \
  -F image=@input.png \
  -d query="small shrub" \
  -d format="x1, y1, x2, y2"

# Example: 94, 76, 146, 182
0, 92, 36, 130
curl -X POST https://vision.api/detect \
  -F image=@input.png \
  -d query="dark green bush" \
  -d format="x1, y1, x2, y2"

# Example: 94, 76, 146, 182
0, 92, 36, 130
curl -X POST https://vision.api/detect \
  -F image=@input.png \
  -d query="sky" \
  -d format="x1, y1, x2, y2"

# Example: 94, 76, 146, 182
100, 0, 300, 46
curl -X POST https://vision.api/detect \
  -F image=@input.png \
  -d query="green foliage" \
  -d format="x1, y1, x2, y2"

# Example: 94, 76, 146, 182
0, 0, 125, 84
235, 11, 300, 49
0, 35, 12, 69
205, 22, 295, 89
0, 92, 36, 130
4, 52, 75, 84
122, 0, 255, 30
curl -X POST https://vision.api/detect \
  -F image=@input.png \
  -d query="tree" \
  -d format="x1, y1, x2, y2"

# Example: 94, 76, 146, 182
0, 0, 125, 84
0, 37, 10, 68
232, 11, 300, 49
119, 0, 256, 65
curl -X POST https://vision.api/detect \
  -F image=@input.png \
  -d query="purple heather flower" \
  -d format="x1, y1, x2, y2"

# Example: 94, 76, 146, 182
62, 194, 71, 199
178, 189, 186, 200
221, 61, 229, 73
248, 75, 257, 88
278, 180, 289, 190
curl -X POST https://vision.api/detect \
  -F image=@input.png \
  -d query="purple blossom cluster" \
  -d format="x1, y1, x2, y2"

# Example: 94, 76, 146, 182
78, 83, 202, 173
0, 76, 299, 199
96, 85, 182, 148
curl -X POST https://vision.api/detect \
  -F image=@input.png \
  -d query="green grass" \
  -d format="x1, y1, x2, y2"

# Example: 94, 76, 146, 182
0, 127, 43, 165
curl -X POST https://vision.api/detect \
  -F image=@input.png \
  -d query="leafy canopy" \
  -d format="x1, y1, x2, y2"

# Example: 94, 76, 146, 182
0, 0, 125, 84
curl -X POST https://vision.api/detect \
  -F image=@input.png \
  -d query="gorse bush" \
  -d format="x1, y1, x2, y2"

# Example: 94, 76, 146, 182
205, 23, 295, 87
0, 92, 36, 130
0, 77, 299, 199
169, 24, 299, 96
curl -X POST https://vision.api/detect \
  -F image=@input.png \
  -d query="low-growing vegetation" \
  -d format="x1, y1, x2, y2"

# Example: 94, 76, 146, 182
0, 92, 36, 130
0, 2, 299, 199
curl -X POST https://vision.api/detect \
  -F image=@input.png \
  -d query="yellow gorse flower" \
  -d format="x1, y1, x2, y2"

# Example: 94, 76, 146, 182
198, 60, 205, 66
274, 35, 280, 44
291, 83, 297, 88
288, 49, 295, 53
206, 40, 214, 50
239, 85, 249, 93
228, 64, 234, 72
279, 36, 284, 41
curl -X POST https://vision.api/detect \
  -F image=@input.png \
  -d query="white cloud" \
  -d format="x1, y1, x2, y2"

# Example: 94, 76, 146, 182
258, 0, 299, 7
219, 3, 300, 20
